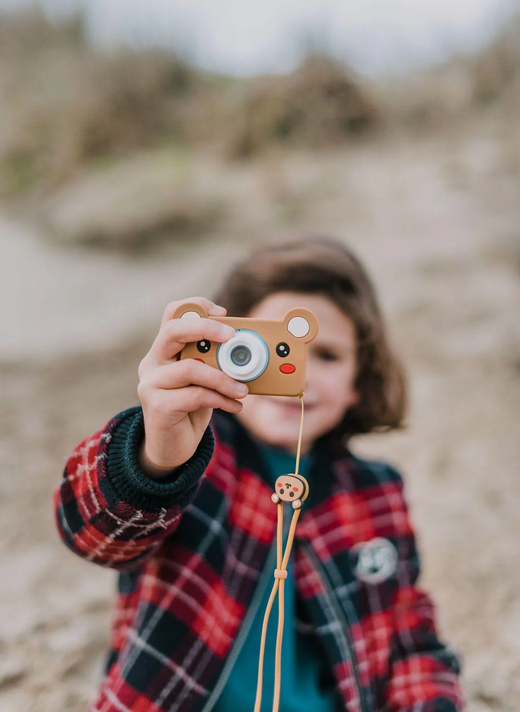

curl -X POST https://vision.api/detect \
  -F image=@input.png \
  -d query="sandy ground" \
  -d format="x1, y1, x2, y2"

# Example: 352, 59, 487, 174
1, 115, 519, 711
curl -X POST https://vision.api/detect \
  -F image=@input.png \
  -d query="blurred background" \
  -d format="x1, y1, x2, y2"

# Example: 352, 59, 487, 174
0, 1, 519, 710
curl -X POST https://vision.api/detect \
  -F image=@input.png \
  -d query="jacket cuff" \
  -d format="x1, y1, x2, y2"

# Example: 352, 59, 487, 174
105, 406, 215, 512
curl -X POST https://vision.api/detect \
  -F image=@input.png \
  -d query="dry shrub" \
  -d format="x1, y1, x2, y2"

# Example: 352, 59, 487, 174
472, 13, 520, 106
0, 9, 202, 196
0, 10, 381, 199
220, 56, 381, 159
380, 11, 520, 131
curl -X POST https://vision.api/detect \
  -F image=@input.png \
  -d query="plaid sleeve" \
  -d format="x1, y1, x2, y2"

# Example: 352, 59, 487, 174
385, 471, 466, 712
53, 405, 214, 572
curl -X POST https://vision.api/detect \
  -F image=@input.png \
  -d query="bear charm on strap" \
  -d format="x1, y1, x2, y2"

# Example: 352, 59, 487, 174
271, 474, 309, 510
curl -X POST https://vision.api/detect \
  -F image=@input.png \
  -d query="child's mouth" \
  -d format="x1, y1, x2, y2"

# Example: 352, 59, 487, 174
275, 401, 314, 414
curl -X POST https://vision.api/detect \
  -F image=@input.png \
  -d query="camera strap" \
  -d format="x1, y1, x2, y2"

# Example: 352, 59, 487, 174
253, 393, 309, 712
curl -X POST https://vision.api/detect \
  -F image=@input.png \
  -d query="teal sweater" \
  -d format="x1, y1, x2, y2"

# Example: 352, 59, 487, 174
213, 442, 341, 712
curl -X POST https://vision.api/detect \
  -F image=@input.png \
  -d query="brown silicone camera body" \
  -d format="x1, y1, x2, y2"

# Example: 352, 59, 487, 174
172, 302, 319, 397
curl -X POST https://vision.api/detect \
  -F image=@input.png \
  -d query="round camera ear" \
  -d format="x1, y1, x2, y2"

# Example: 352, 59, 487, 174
172, 302, 208, 320
284, 308, 319, 343
180, 311, 203, 320
288, 316, 310, 338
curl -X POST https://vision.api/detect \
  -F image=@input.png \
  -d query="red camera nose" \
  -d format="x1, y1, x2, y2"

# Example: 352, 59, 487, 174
279, 363, 295, 374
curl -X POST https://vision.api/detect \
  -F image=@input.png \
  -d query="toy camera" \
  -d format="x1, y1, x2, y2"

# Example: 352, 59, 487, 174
171, 302, 319, 397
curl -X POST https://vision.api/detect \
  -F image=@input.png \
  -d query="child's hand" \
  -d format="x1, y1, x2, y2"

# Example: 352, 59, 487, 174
137, 297, 248, 479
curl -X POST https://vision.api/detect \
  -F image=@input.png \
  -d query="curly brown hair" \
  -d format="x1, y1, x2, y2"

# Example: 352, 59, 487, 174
212, 235, 407, 441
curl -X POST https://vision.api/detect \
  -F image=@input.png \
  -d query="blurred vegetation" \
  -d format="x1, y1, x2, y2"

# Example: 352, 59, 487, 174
216, 57, 380, 159
472, 13, 520, 106
382, 13, 520, 128
0, 9, 380, 200
0, 7, 518, 251
0, 10, 205, 197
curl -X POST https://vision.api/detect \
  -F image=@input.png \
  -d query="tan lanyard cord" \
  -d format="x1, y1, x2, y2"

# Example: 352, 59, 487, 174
253, 393, 308, 712
293, 392, 305, 478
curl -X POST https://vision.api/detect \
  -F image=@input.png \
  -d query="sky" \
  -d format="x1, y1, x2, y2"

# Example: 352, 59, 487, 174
1, 0, 518, 77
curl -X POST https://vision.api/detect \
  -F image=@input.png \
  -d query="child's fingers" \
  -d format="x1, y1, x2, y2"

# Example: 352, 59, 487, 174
154, 359, 249, 401
153, 316, 235, 363
160, 297, 226, 328
163, 385, 244, 416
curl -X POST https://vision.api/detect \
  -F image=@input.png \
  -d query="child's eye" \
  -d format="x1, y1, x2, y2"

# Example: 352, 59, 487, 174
316, 350, 339, 362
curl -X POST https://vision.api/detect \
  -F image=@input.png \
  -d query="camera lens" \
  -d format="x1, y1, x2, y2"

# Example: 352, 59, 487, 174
216, 329, 269, 382
230, 345, 251, 366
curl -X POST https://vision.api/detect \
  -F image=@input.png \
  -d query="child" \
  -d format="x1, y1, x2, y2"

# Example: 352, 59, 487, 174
54, 236, 465, 712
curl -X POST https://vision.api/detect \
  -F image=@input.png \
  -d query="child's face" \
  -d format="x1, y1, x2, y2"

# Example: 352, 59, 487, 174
235, 292, 359, 455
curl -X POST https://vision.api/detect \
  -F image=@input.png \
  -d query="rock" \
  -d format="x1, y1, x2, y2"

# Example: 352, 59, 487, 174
38, 150, 226, 252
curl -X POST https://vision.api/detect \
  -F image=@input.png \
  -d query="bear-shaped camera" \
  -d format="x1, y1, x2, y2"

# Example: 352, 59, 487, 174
172, 302, 319, 397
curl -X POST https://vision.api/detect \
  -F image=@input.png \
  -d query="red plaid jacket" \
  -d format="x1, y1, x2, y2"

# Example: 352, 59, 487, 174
54, 405, 465, 712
